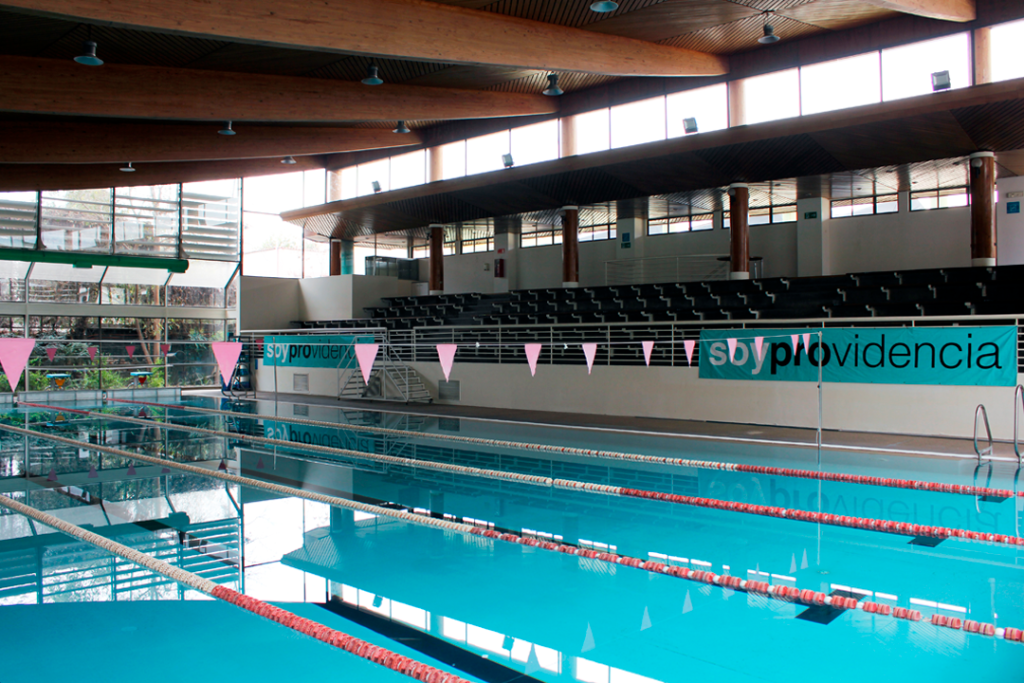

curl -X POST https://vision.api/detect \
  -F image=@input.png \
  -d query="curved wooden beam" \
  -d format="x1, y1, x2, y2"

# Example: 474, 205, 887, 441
0, 56, 558, 122
859, 0, 975, 22
0, 0, 728, 76
0, 122, 423, 164
0, 156, 330, 192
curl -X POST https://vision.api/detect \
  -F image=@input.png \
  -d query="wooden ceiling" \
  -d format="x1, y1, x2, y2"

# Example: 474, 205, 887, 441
0, 0, 996, 186
282, 76, 1024, 239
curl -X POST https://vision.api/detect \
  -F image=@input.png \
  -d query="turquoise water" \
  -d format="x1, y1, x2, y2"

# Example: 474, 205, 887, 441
1, 397, 1022, 682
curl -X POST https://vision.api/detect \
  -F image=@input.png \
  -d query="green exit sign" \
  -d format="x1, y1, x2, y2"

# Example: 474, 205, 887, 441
803, 211, 818, 220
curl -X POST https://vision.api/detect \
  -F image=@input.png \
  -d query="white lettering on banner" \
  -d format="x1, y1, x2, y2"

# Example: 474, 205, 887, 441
730, 342, 749, 366
709, 341, 727, 366
751, 342, 769, 375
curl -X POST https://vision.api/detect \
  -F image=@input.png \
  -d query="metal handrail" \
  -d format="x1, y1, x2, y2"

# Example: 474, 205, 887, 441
1015, 385, 1024, 465
974, 404, 994, 462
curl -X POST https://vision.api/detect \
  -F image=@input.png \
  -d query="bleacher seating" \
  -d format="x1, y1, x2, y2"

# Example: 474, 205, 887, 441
291, 265, 1024, 332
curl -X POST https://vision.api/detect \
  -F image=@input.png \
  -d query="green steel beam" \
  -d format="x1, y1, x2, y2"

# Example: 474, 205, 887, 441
0, 248, 188, 273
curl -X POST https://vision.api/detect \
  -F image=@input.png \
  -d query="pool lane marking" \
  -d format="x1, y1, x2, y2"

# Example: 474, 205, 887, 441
0, 493, 477, 683
13, 403, 1024, 549
1, 421, 1018, 645
104, 398, 1022, 500
194, 393, 1022, 464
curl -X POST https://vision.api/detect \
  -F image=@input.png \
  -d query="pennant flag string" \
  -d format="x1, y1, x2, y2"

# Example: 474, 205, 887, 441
436, 344, 457, 382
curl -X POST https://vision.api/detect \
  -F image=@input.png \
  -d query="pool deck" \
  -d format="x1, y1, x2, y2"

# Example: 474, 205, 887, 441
194, 390, 1020, 463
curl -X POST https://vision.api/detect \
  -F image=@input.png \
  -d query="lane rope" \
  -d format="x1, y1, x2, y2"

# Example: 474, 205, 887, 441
12, 404, 1024, 548
107, 397, 1021, 500
0, 493, 474, 683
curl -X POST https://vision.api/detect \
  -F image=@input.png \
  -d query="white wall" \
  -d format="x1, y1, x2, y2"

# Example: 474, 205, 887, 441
830, 199, 971, 274
997, 176, 1024, 265
299, 274, 413, 321
239, 276, 301, 330
407, 360, 1019, 441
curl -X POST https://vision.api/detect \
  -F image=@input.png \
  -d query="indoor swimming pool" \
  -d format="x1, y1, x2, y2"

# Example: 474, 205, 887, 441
0, 395, 1022, 682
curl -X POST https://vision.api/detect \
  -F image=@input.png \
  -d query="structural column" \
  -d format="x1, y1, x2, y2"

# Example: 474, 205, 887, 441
973, 27, 992, 86
728, 183, 750, 280
561, 205, 579, 287
330, 240, 341, 276
429, 224, 445, 294
428, 146, 444, 183
493, 216, 521, 294
330, 239, 354, 275
560, 116, 577, 158
970, 151, 997, 267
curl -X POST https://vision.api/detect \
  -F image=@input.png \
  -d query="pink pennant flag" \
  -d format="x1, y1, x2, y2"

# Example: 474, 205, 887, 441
524, 343, 542, 376
802, 333, 812, 353
0, 338, 35, 391
436, 343, 457, 382
683, 339, 696, 366
582, 343, 598, 374
127, 463, 136, 476
211, 341, 244, 385
642, 340, 655, 367
87, 346, 98, 362
354, 343, 379, 385
791, 334, 801, 353
727, 338, 738, 363
754, 336, 764, 361
160, 344, 170, 356
125, 345, 136, 359
45, 347, 57, 362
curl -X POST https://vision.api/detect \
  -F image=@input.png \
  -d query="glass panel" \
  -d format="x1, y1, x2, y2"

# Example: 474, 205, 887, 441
610, 97, 666, 149
691, 214, 713, 231
876, 194, 899, 213
667, 84, 728, 138
749, 207, 771, 225
39, 188, 112, 253
338, 167, 358, 200
801, 52, 881, 115
303, 169, 327, 207
30, 316, 96, 339
181, 178, 240, 262
510, 120, 559, 167
28, 263, 103, 304
938, 187, 969, 208
574, 109, 610, 155
466, 131, 510, 175
243, 171, 306, 214
772, 205, 797, 223
882, 33, 970, 101
0, 261, 28, 302
113, 184, 180, 258
0, 191, 38, 249
242, 212, 303, 278
101, 266, 167, 306
743, 69, 800, 125
440, 141, 467, 180
357, 159, 390, 196
390, 150, 426, 190
992, 18, 1024, 83
167, 260, 236, 307
303, 237, 330, 278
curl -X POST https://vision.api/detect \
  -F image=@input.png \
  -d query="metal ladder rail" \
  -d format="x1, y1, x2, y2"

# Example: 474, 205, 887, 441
974, 404, 994, 463
1014, 385, 1024, 465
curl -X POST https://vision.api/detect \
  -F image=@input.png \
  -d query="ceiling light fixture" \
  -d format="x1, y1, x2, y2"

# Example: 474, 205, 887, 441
931, 70, 951, 91
542, 73, 564, 97
502, 153, 515, 169
281, 156, 297, 165
683, 117, 698, 134
372, 181, 382, 193
362, 64, 384, 86
758, 13, 781, 45
120, 162, 136, 173
393, 120, 411, 134
218, 121, 236, 136
590, 1, 619, 11
74, 40, 104, 66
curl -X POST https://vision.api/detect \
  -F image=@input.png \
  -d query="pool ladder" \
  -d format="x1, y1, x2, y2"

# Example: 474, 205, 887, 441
974, 404, 993, 463
1015, 384, 1024, 465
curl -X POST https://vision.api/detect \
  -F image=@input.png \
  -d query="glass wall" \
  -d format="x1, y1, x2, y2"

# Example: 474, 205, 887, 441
742, 69, 801, 124
242, 170, 326, 279
991, 18, 1024, 83
667, 84, 728, 137
801, 53, 881, 115
881, 33, 970, 101
610, 97, 666, 149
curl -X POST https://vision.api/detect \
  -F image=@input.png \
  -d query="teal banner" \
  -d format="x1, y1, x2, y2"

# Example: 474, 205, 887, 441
263, 419, 377, 453
263, 335, 373, 368
698, 326, 1017, 386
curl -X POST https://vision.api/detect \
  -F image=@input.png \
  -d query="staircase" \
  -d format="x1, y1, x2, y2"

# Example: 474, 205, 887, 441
339, 346, 432, 403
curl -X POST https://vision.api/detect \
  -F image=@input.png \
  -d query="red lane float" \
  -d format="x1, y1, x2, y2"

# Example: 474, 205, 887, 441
104, 397, 1021, 500
468, 527, 1014, 641
211, 585, 472, 683
607, 485, 1024, 548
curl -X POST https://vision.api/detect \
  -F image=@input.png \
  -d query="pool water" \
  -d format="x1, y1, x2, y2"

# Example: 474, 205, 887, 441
0, 395, 1022, 682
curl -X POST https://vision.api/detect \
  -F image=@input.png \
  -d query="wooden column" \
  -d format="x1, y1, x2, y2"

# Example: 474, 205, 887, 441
429, 224, 445, 294
560, 116, 576, 158
970, 151, 996, 267
562, 205, 579, 287
729, 183, 750, 279
728, 80, 745, 127
428, 146, 444, 182
330, 240, 342, 276
973, 27, 992, 86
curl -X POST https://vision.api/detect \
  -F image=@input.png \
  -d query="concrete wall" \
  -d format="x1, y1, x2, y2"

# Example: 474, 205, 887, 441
239, 276, 301, 330
997, 176, 1024, 265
